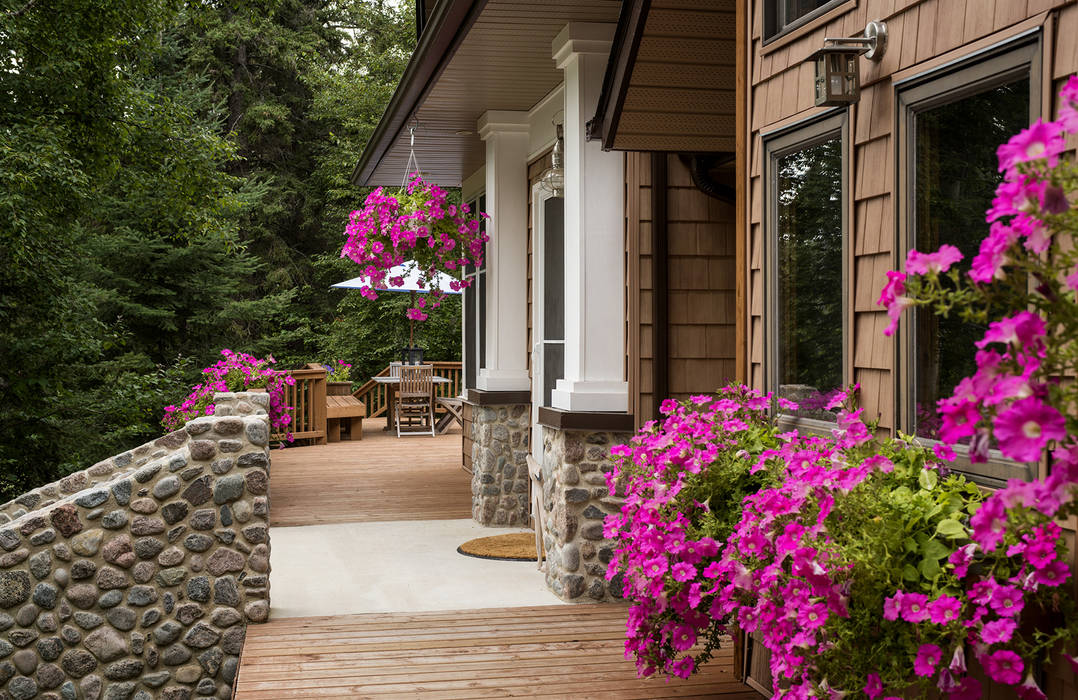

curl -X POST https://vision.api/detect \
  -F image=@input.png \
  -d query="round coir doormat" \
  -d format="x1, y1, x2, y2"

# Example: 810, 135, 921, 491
457, 533, 539, 561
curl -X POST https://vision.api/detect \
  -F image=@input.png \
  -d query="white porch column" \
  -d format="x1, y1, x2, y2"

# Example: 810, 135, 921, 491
550, 23, 628, 413
476, 111, 530, 391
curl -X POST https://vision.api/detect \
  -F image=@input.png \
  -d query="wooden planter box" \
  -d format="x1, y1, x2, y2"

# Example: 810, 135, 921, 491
327, 381, 352, 396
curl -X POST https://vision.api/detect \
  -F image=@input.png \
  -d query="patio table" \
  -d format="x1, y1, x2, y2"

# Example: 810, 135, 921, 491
372, 375, 451, 431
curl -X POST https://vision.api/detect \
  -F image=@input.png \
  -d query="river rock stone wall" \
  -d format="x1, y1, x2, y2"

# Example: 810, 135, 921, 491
0, 391, 271, 699
469, 404, 530, 526
541, 427, 630, 603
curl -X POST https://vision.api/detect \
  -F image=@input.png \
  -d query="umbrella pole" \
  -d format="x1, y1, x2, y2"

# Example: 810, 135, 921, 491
409, 290, 416, 348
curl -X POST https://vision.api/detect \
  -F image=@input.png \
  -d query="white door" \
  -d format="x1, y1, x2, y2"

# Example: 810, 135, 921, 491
531, 191, 565, 461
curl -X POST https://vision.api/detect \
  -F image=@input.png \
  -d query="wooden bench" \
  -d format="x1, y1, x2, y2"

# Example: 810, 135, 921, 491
326, 396, 365, 442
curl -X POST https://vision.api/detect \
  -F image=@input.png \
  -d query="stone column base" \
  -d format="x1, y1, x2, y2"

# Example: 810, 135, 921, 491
541, 426, 631, 602
468, 403, 531, 526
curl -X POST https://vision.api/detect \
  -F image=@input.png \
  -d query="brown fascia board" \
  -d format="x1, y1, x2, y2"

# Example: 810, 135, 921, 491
586, 0, 650, 151
351, 0, 487, 186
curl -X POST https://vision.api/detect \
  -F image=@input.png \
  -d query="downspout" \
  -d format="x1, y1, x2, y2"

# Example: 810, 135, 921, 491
652, 154, 668, 419
681, 153, 736, 203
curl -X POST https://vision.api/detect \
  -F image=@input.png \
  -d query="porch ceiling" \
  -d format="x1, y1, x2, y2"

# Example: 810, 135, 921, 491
353, 0, 622, 187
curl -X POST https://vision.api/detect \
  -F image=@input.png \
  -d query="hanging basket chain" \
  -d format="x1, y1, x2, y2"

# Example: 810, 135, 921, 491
401, 119, 421, 189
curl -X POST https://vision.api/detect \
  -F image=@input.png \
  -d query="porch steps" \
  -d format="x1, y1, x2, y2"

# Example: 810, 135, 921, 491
234, 604, 762, 699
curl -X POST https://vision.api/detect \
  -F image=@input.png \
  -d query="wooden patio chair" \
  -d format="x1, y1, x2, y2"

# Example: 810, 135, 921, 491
525, 454, 546, 571
395, 364, 435, 437
388, 361, 403, 378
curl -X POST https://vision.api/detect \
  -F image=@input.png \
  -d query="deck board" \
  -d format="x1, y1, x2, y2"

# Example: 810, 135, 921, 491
235, 604, 761, 699
270, 417, 470, 527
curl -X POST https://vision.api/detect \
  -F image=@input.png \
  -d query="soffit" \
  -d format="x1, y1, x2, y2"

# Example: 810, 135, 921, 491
360, 0, 622, 187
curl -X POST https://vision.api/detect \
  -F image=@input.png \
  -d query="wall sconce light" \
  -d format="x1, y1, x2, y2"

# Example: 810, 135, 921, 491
807, 21, 887, 107
539, 122, 564, 197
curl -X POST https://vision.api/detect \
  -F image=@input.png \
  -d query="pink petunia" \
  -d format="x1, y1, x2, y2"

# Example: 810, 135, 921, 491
883, 590, 903, 621
1060, 75, 1078, 132
927, 595, 962, 624
970, 222, 1018, 283
937, 399, 981, 444
997, 119, 1066, 172
668, 655, 694, 678
1032, 560, 1069, 587
907, 244, 964, 275
671, 562, 697, 582
976, 311, 1046, 349
863, 673, 883, 699
1066, 263, 1078, 292
949, 544, 977, 578
899, 592, 930, 623
797, 602, 829, 630
980, 618, 1017, 645
982, 649, 1024, 685
668, 623, 697, 652
878, 270, 912, 336
994, 397, 1066, 463
1016, 672, 1047, 700
989, 585, 1024, 617
971, 498, 1007, 552
915, 644, 942, 677
950, 675, 982, 700
933, 443, 957, 462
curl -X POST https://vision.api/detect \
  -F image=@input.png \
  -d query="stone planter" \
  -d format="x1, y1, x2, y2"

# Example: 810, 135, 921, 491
327, 381, 352, 396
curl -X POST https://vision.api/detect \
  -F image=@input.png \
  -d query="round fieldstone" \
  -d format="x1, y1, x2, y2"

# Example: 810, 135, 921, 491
100, 511, 128, 530
183, 534, 213, 553
32, 582, 58, 609
182, 622, 219, 649
74, 491, 109, 509
0, 530, 19, 552
188, 510, 216, 531
54, 568, 68, 588
131, 561, 156, 584
237, 452, 269, 470
37, 636, 62, 661
241, 525, 267, 544
70, 530, 104, 557
161, 644, 190, 666
126, 587, 156, 607
103, 681, 136, 700
161, 503, 188, 526
168, 453, 188, 471
60, 625, 80, 645
110, 481, 132, 506
219, 505, 233, 527
84, 627, 127, 662
70, 560, 96, 581
12, 650, 37, 674
196, 677, 217, 695
221, 656, 238, 685
131, 498, 157, 514
105, 607, 136, 632
52, 543, 71, 562
181, 476, 212, 506
155, 568, 185, 588
210, 459, 233, 476
0, 571, 31, 609
134, 538, 165, 560
134, 462, 163, 484
130, 517, 165, 536
152, 477, 181, 501
210, 607, 241, 628
188, 555, 202, 573
50, 505, 83, 538
212, 474, 244, 505
29, 551, 51, 580
244, 469, 268, 495
232, 500, 252, 523
206, 548, 243, 576
244, 600, 269, 622
61, 680, 77, 700
0, 639, 12, 658
166, 525, 187, 543
189, 440, 216, 461
0, 613, 12, 632
157, 548, 184, 567
79, 674, 102, 700
61, 648, 98, 678
102, 535, 134, 569
245, 421, 268, 446
14, 604, 37, 627
36, 611, 57, 632
141, 607, 162, 628
28, 528, 56, 546
187, 577, 210, 604
220, 626, 245, 655
213, 576, 239, 606
218, 439, 242, 453
37, 661, 64, 689
73, 612, 102, 630
0, 660, 14, 684
95, 567, 129, 590
174, 604, 203, 626
214, 529, 235, 545
103, 658, 143, 681
174, 664, 201, 684
153, 621, 183, 646
214, 417, 244, 436
0, 549, 29, 568
8, 629, 37, 648
141, 671, 169, 688
197, 646, 222, 676
97, 590, 122, 609
8, 675, 38, 699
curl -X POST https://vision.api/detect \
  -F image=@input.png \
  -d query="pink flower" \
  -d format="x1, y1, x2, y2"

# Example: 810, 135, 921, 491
970, 222, 1018, 283
1016, 672, 1047, 700
938, 399, 981, 444
949, 645, 967, 675
949, 544, 977, 578
976, 311, 1046, 349
971, 498, 1007, 552
671, 562, 697, 582
997, 119, 1066, 172
950, 675, 982, 700
982, 649, 1024, 685
1060, 74, 1078, 131
668, 656, 694, 678
907, 245, 963, 275
1032, 560, 1069, 587
1066, 263, 1078, 293
980, 618, 1017, 644
878, 271, 912, 336
668, 623, 696, 652
994, 397, 1066, 463
863, 673, 883, 699
927, 595, 962, 624
883, 591, 903, 621
914, 644, 942, 677
989, 585, 1023, 617
933, 443, 957, 462
797, 602, 828, 630
899, 592, 930, 622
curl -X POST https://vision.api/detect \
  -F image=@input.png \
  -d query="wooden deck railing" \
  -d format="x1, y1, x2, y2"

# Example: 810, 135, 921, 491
353, 361, 462, 419
273, 364, 327, 444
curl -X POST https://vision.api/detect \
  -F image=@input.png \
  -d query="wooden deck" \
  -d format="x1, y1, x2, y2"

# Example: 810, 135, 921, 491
270, 417, 471, 527
234, 604, 760, 699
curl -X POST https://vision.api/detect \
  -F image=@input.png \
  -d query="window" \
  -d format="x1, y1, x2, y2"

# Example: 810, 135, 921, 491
764, 0, 845, 42
539, 196, 565, 407
765, 113, 848, 424
463, 194, 487, 389
898, 38, 1040, 484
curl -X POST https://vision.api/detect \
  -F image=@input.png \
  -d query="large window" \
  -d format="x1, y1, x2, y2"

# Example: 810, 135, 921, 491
463, 194, 487, 389
764, 0, 845, 42
765, 113, 847, 423
898, 39, 1040, 483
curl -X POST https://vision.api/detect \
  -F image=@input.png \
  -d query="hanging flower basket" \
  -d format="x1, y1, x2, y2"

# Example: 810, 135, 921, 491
341, 173, 490, 319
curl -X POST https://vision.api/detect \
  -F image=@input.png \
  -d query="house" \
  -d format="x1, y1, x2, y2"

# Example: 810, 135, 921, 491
353, 0, 1078, 620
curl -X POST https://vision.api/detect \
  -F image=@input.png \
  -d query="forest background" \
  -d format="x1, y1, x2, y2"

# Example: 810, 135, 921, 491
0, 0, 461, 499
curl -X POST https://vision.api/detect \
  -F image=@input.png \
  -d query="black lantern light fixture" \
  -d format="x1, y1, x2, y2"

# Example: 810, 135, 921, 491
807, 21, 887, 106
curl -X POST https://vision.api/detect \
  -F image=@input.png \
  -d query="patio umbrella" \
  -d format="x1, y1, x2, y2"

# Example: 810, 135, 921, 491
332, 261, 463, 349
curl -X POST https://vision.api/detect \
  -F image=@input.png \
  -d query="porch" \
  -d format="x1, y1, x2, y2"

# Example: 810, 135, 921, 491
235, 418, 761, 698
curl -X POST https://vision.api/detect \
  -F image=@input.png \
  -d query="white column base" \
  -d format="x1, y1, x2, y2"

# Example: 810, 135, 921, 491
477, 369, 531, 392
551, 379, 629, 413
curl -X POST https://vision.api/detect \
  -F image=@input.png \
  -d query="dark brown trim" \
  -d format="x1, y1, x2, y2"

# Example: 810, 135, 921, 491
587, 0, 650, 150
465, 389, 531, 406
652, 153, 668, 418
351, 0, 487, 186
735, 0, 747, 385
537, 407, 635, 433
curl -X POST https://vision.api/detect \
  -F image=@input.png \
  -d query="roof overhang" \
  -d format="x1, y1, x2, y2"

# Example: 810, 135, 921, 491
353, 0, 622, 188
590, 0, 737, 153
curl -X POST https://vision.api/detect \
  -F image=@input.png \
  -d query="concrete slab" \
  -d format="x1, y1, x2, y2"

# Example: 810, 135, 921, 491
268, 518, 564, 618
